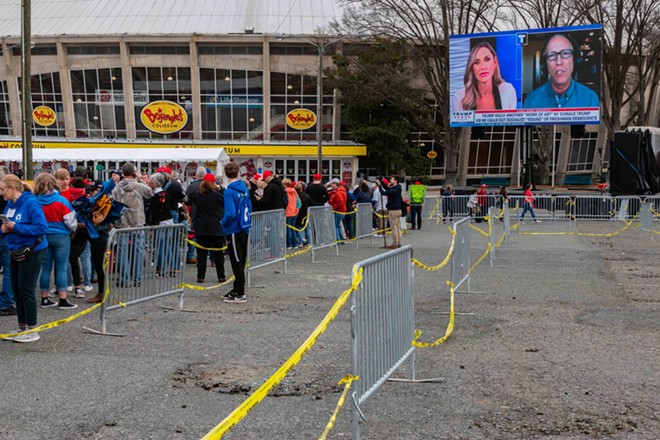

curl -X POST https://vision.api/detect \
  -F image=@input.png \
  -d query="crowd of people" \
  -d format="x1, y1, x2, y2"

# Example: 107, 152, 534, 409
1, 162, 427, 343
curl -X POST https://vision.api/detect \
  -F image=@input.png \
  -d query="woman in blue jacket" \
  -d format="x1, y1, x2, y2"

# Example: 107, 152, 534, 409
0, 174, 48, 343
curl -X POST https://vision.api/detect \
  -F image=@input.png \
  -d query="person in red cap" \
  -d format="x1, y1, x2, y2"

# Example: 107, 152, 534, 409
248, 173, 263, 212
260, 170, 286, 211
305, 173, 329, 207
409, 179, 427, 230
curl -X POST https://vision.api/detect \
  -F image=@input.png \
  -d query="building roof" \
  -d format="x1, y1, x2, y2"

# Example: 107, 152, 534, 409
0, 0, 344, 38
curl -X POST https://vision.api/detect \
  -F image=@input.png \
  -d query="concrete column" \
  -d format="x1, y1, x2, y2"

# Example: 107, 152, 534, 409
332, 88, 341, 141
120, 40, 136, 139
262, 40, 271, 141
3, 43, 22, 137
189, 39, 201, 140
510, 127, 521, 187
555, 125, 571, 184
456, 128, 471, 186
57, 42, 75, 138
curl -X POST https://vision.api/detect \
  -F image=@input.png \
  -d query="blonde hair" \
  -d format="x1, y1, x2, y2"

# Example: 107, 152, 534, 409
281, 178, 292, 187
54, 168, 70, 180
33, 173, 58, 195
0, 174, 29, 193
461, 41, 504, 111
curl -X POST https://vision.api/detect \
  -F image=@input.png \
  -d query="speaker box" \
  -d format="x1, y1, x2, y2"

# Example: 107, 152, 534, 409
610, 132, 640, 195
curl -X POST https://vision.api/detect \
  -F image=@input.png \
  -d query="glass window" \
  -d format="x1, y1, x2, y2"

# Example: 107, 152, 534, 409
567, 132, 597, 172
198, 44, 263, 55
67, 45, 120, 55
0, 81, 12, 135
20, 72, 65, 137
129, 45, 190, 55
70, 68, 126, 139
467, 127, 516, 175
200, 68, 264, 140
270, 72, 332, 141
132, 67, 193, 139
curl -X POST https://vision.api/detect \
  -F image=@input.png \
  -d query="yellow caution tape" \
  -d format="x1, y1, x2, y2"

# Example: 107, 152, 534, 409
332, 209, 356, 215
0, 252, 112, 339
115, 301, 127, 308
318, 375, 359, 440
412, 281, 455, 348
182, 276, 235, 291
470, 224, 489, 236
201, 266, 365, 440
468, 243, 492, 274
411, 228, 456, 271
371, 209, 388, 219
285, 215, 310, 232
285, 246, 313, 259
186, 239, 228, 252
518, 216, 637, 238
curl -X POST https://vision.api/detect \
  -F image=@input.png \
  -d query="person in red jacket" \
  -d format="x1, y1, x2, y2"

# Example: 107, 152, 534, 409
328, 179, 346, 242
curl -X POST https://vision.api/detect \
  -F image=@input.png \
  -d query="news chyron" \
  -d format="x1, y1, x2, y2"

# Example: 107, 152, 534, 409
449, 24, 602, 127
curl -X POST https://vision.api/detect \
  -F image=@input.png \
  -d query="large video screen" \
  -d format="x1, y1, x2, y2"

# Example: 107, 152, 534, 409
449, 25, 601, 127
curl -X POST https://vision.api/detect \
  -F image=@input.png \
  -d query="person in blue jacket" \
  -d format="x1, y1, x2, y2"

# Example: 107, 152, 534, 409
220, 162, 252, 304
0, 174, 48, 343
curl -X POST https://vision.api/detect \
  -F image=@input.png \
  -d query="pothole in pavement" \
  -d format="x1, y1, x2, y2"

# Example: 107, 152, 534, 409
171, 363, 343, 398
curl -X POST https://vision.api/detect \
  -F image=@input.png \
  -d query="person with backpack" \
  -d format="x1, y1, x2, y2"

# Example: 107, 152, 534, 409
221, 162, 252, 303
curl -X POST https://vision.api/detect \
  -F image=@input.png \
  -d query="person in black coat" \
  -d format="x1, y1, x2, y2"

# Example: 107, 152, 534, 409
376, 175, 403, 248
260, 171, 286, 211
295, 182, 312, 245
305, 173, 329, 206
192, 174, 226, 284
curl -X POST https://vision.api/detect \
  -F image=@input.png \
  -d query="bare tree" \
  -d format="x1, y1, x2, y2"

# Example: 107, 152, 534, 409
335, 0, 504, 184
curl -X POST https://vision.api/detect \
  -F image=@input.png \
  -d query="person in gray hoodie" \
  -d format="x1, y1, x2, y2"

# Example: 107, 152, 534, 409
111, 163, 154, 287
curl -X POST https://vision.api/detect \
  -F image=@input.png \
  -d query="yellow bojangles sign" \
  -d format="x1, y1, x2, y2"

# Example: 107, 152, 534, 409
286, 108, 317, 130
33, 106, 56, 127
140, 100, 188, 134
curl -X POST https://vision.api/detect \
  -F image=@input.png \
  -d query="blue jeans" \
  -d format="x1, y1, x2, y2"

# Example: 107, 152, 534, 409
520, 202, 537, 220
39, 234, 71, 293
0, 239, 14, 308
183, 220, 196, 260
81, 241, 92, 285
334, 213, 345, 242
117, 230, 145, 286
286, 216, 299, 248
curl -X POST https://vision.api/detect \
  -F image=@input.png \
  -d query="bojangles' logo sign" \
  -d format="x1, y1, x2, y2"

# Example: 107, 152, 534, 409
140, 100, 188, 134
33, 106, 56, 127
286, 108, 317, 130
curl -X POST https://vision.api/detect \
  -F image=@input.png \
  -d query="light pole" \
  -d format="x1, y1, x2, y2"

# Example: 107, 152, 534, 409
21, 0, 33, 180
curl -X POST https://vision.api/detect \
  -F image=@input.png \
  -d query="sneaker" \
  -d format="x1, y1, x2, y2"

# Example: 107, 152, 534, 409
224, 294, 246, 304
535, 219, 542, 223
59, 299, 78, 310
13, 332, 40, 343
66, 285, 73, 292
40, 298, 57, 308
0, 306, 17, 316
2, 328, 22, 341
221, 290, 236, 300
75, 288, 85, 298
48, 288, 57, 298
84, 285, 94, 292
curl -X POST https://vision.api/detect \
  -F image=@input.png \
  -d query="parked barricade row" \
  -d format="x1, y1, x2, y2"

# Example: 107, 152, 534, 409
451, 217, 471, 292
354, 203, 374, 248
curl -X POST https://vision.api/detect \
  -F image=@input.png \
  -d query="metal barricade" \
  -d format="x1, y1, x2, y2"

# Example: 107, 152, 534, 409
351, 245, 415, 440
644, 196, 660, 221
422, 196, 440, 220
502, 200, 511, 239
308, 206, 339, 262
247, 209, 286, 287
354, 203, 374, 248
488, 207, 496, 266
451, 217, 471, 292
616, 196, 642, 221
97, 224, 186, 334
640, 202, 653, 236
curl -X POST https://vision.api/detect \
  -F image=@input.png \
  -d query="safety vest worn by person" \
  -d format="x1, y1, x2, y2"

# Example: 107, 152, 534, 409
409, 184, 427, 204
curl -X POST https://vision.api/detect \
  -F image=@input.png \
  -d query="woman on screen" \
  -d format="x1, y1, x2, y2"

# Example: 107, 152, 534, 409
452, 41, 517, 111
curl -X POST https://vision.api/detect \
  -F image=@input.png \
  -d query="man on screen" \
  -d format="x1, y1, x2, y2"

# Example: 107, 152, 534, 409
523, 34, 599, 109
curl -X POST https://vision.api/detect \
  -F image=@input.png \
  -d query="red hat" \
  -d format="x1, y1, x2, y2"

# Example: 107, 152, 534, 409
157, 166, 173, 174
313, 173, 322, 180
415, 181, 421, 185
382, 178, 389, 185
203, 173, 216, 182
263, 170, 273, 178
252, 173, 261, 180
481, 184, 487, 188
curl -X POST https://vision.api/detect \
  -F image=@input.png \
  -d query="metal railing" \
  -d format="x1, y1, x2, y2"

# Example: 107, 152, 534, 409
644, 196, 660, 220
451, 217, 471, 292
422, 196, 440, 220
309, 206, 339, 262
502, 200, 511, 239
507, 195, 573, 222
98, 223, 186, 334
351, 245, 415, 440
640, 202, 653, 236
247, 209, 286, 287
354, 203, 374, 247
